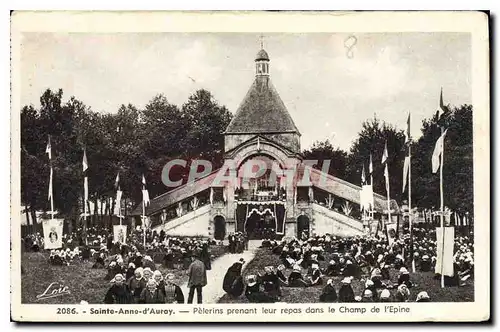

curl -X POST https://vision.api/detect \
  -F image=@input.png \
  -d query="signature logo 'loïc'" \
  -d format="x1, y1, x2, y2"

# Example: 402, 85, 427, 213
36, 282, 71, 301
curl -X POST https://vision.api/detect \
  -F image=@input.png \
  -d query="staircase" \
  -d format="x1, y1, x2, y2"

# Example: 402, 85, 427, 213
312, 203, 364, 237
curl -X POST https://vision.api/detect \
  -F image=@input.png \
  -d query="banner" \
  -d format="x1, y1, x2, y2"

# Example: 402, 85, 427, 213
435, 227, 455, 277
43, 218, 63, 249
369, 219, 378, 237
386, 222, 397, 246
114, 190, 123, 216
113, 225, 127, 244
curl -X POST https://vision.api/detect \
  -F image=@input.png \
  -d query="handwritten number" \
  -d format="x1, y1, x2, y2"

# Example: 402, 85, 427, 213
344, 35, 357, 59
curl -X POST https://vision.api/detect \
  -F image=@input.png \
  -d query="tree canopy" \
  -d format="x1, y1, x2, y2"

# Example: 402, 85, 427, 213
21, 87, 473, 227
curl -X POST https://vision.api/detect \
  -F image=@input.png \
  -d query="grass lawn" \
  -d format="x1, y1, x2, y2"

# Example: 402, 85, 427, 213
218, 248, 474, 304
21, 245, 226, 304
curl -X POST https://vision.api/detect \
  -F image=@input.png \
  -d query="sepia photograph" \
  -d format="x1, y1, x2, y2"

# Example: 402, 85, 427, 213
10, 11, 489, 322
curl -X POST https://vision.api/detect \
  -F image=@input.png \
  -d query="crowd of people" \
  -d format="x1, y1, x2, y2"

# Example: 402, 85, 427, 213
22, 225, 218, 304
227, 232, 248, 253
103, 251, 207, 304
222, 227, 474, 303
23, 221, 474, 304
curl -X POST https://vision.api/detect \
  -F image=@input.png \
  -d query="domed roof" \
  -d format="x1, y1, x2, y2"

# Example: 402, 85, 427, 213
255, 49, 270, 61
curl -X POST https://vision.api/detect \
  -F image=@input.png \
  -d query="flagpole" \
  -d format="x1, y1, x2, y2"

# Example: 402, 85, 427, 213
440, 126, 445, 288
50, 167, 54, 221
143, 199, 146, 248
386, 171, 391, 240
409, 142, 415, 272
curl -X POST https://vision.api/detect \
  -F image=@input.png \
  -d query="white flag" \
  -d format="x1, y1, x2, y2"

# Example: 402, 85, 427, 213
84, 176, 88, 202
361, 164, 366, 185
142, 189, 150, 206
82, 149, 88, 172
369, 154, 373, 174
45, 136, 52, 160
435, 227, 455, 277
402, 156, 410, 193
381, 141, 388, 164
432, 129, 448, 173
384, 164, 389, 194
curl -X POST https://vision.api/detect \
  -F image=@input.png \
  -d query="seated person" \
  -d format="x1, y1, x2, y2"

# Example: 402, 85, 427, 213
324, 260, 338, 276
415, 291, 431, 302
244, 275, 275, 303
287, 265, 309, 287
338, 277, 355, 303
260, 266, 281, 300
379, 288, 392, 302
364, 279, 379, 301
276, 264, 288, 285
309, 263, 322, 286
395, 284, 411, 302
319, 279, 337, 303
397, 267, 413, 288
223, 258, 245, 298
419, 255, 431, 272
92, 253, 105, 269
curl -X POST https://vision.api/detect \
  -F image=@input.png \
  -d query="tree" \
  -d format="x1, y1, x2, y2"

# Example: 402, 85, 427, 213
346, 117, 406, 203
302, 140, 348, 179
412, 104, 473, 215
181, 89, 232, 167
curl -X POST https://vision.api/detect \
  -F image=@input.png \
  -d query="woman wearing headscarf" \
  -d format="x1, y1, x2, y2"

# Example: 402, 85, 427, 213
287, 265, 309, 287
222, 258, 245, 298
143, 267, 153, 281
153, 270, 165, 297
104, 274, 131, 304
125, 263, 136, 281
244, 275, 274, 303
319, 279, 337, 303
164, 249, 175, 269
276, 264, 288, 286
309, 263, 322, 286
133, 252, 143, 268
415, 291, 431, 302
362, 289, 374, 302
143, 255, 156, 271
364, 279, 379, 301
260, 266, 281, 300
338, 277, 355, 303
163, 273, 184, 304
395, 284, 411, 302
127, 267, 146, 303
370, 268, 384, 289
397, 267, 413, 288
139, 279, 165, 304
379, 288, 392, 302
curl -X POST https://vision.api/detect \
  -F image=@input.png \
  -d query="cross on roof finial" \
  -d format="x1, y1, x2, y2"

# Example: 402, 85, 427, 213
260, 34, 265, 49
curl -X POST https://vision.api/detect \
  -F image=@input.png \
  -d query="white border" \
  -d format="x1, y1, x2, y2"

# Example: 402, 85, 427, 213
9, 10, 490, 323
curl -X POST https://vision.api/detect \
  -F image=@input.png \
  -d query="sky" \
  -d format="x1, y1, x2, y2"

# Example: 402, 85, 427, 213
20, 32, 471, 150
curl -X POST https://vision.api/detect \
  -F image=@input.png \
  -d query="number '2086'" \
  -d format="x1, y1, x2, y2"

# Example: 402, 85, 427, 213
57, 308, 77, 314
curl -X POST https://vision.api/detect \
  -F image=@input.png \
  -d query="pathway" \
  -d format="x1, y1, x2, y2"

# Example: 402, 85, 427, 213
180, 240, 261, 303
